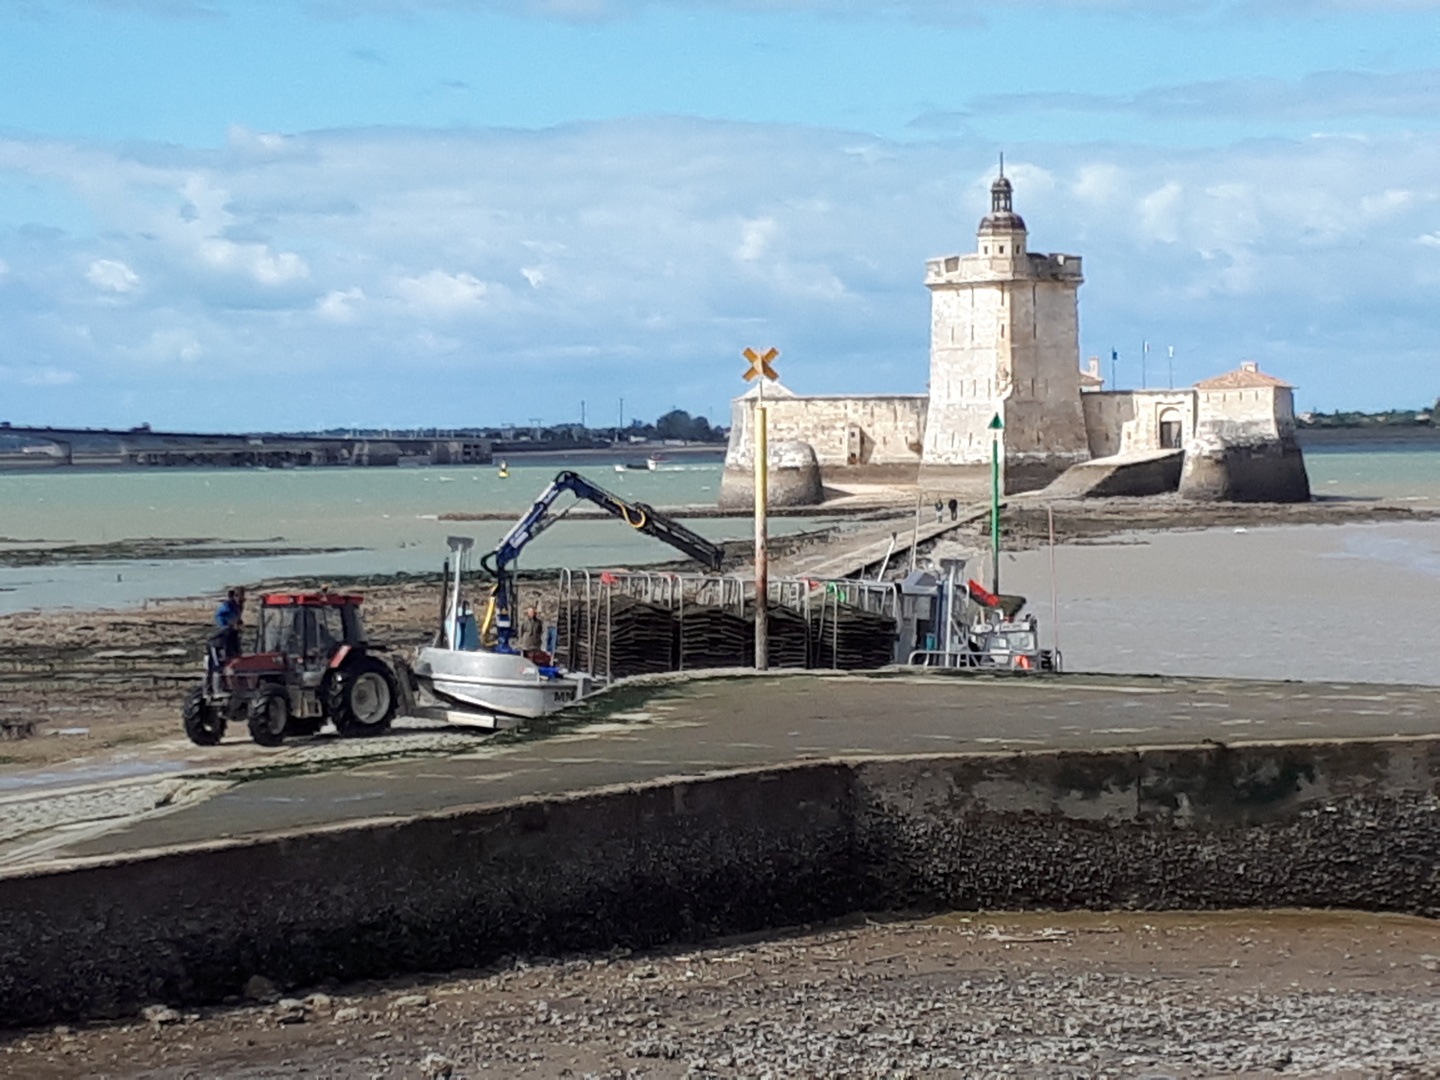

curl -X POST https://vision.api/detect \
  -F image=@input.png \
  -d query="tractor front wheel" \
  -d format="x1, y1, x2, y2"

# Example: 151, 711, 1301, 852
328, 657, 396, 737
182, 685, 226, 746
247, 687, 289, 747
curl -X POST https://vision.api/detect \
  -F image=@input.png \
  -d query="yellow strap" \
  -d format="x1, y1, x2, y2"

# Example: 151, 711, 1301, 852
616, 500, 647, 529
479, 588, 499, 646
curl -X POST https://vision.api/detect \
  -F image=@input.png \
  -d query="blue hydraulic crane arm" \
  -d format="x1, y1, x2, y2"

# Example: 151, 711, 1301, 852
479, 470, 724, 652
484, 470, 724, 575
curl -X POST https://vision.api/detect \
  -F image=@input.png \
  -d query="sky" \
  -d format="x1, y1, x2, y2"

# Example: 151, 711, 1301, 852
1, 0, 1438, 431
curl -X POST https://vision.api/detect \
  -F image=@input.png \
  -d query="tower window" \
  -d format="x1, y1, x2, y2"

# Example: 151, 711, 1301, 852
998, 245, 1005, 254
944, 256, 959, 272
983, 246, 989, 254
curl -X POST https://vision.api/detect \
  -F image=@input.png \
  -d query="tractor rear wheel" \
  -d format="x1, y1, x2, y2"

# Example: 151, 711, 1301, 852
247, 687, 289, 747
182, 685, 226, 746
328, 656, 396, 737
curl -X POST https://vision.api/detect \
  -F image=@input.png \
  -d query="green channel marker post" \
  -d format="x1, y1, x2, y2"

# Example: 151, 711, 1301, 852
988, 412, 1004, 594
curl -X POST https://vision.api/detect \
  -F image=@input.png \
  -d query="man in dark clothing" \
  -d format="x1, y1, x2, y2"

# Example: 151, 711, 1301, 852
213, 588, 245, 660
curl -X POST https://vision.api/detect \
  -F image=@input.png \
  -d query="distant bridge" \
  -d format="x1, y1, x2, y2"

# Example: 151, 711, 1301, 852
0, 424, 491, 470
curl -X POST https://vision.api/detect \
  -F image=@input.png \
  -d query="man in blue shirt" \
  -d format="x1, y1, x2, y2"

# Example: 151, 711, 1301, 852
213, 588, 245, 660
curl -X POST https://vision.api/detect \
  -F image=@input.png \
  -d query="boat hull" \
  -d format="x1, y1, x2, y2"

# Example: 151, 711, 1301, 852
412, 646, 593, 719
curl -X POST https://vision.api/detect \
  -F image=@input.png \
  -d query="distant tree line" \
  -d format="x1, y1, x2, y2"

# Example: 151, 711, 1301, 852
311, 408, 728, 444
1298, 401, 1436, 429
634, 409, 724, 442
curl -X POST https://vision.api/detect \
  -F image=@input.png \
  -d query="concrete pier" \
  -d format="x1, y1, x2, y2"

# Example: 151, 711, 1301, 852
2, 670, 1439, 1026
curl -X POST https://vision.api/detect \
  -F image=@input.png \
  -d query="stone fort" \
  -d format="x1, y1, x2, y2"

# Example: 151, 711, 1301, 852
719, 173, 1310, 507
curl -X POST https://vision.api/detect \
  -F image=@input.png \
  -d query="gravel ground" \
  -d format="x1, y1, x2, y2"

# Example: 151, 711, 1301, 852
6, 909, 1440, 1079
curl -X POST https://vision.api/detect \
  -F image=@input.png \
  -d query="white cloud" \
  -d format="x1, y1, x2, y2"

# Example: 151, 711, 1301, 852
126, 328, 204, 364
197, 238, 310, 285
1137, 182, 1184, 244
317, 286, 366, 321
86, 258, 141, 293
3, 117, 1440, 425
226, 125, 300, 158
18, 367, 78, 387
394, 269, 491, 314
928, 68, 1440, 134
736, 218, 777, 261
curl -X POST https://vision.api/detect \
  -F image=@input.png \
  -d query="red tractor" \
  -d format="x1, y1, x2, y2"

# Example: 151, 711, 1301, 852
182, 592, 402, 747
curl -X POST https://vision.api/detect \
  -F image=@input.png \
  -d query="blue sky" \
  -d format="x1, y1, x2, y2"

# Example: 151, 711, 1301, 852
1, 0, 1438, 429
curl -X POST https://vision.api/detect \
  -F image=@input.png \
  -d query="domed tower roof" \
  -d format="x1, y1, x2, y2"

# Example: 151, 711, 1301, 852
979, 173, 1026, 236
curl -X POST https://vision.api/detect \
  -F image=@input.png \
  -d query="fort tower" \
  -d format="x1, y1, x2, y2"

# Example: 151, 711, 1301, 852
918, 173, 1091, 495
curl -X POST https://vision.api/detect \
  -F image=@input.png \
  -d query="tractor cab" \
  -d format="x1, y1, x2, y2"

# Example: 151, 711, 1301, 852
254, 593, 367, 665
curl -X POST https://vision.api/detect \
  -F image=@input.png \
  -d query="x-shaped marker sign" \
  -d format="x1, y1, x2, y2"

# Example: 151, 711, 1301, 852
742, 347, 779, 382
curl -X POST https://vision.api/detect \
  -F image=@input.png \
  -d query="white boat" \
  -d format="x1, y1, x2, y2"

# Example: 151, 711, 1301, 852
645, 454, 667, 470
410, 536, 598, 720
412, 645, 594, 718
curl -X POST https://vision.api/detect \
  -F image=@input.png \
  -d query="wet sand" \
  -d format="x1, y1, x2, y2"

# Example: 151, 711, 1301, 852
1003, 517, 1440, 686
7, 909, 1440, 1078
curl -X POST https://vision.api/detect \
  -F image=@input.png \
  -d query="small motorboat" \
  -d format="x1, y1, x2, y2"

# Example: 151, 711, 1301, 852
411, 536, 591, 720
497, 459, 510, 479
645, 454, 667, 470
412, 642, 594, 719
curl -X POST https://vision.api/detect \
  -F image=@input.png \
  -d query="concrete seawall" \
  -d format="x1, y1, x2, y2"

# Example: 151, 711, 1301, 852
5, 737, 1440, 1026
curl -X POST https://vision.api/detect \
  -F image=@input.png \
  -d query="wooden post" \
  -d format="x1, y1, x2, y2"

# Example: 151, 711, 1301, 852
754, 400, 769, 670
740, 346, 779, 671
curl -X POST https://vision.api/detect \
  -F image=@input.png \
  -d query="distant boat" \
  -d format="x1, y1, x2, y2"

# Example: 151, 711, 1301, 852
645, 454, 667, 471
497, 460, 510, 479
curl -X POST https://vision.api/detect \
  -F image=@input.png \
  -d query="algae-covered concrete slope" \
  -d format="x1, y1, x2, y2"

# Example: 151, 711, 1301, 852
9, 669, 1440, 866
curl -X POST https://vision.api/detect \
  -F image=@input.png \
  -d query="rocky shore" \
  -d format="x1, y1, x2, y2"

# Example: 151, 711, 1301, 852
6, 909, 1440, 1078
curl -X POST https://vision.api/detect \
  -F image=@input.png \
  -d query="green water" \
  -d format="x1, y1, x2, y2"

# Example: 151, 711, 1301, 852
0, 460, 728, 549
1304, 445, 1440, 505
0, 460, 764, 612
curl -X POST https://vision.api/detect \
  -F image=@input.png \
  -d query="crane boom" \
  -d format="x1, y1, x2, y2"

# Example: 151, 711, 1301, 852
481, 470, 724, 652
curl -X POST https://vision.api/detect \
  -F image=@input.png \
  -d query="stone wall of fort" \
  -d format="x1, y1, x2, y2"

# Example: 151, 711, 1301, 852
719, 390, 927, 505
